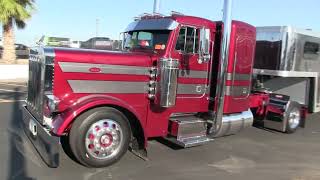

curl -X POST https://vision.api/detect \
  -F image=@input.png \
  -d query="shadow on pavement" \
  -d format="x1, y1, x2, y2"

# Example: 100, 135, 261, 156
6, 87, 35, 180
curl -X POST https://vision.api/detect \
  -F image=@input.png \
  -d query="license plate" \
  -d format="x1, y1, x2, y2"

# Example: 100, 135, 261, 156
29, 119, 38, 136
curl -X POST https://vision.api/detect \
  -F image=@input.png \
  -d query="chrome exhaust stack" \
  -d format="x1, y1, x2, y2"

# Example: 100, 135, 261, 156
153, 0, 161, 14
213, 0, 233, 136
210, 0, 253, 137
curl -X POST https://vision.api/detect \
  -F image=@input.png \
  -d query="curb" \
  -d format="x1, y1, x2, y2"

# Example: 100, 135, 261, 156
0, 64, 28, 80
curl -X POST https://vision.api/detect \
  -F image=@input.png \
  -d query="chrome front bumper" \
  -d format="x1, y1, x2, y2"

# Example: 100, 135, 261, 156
21, 104, 60, 167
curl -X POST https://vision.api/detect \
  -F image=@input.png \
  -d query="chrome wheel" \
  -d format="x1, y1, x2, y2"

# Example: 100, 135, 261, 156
288, 108, 300, 130
85, 119, 124, 160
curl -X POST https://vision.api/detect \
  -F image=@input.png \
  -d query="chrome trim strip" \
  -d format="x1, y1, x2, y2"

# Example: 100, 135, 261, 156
253, 69, 318, 78
60, 62, 209, 79
68, 80, 147, 94
179, 70, 208, 79
225, 86, 250, 96
59, 62, 149, 76
226, 73, 251, 81
177, 84, 207, 95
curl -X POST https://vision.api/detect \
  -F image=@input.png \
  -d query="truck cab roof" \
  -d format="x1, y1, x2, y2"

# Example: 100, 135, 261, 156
125, 14, 216, 32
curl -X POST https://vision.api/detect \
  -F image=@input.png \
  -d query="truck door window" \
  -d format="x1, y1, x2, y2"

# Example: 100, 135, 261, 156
175, 27, 199, 54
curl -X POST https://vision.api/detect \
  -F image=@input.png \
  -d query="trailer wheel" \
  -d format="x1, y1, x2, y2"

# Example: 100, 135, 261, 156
69, 107, 131, 168
285, 102, 301, 134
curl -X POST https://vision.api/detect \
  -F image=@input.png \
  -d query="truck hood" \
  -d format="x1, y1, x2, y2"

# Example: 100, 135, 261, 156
53, 48, 153, 67
50, 47, 154, 112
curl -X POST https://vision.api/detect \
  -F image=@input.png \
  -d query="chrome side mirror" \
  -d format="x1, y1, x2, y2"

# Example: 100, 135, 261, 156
198, 28, 211, 64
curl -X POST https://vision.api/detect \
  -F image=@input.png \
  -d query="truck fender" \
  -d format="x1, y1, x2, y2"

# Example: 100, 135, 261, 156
52, 94, 147, 146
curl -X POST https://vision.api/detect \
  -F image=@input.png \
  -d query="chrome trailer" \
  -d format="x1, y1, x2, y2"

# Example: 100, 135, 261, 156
254, 26, 320, 112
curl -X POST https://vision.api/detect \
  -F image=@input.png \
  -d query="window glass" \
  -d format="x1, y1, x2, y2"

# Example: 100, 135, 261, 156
138, 32, 152, 40
175, 27, 186, 51
185, 27, 195, 53
304, 42, 319, 60
175, 27, 199, 54
124, 30, 170, 50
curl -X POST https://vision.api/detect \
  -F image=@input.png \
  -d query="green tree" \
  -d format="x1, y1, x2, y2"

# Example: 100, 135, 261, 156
0, 0, 35, 63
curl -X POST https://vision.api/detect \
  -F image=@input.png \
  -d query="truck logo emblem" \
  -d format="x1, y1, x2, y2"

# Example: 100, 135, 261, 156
196, 85, 202, 93
89, 67, 101, 73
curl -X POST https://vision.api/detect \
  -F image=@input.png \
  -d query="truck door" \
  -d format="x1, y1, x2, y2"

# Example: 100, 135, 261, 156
171, 26, 212, 111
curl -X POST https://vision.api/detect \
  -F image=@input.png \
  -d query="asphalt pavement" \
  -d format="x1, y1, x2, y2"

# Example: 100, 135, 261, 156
1, 81, 320, 180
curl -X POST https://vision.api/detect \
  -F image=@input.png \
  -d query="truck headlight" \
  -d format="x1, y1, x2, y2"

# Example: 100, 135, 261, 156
45, 94, 60, 114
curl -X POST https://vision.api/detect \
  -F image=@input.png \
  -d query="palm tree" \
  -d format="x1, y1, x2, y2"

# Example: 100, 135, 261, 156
0, 0, 35, 64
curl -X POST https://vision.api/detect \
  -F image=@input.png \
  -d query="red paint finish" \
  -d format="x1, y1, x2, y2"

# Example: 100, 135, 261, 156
145, 16, 216, 137
51, 48, 151, 144
48, 15, 257, 144
249, 93, 270, 116
216, 21, 256, 114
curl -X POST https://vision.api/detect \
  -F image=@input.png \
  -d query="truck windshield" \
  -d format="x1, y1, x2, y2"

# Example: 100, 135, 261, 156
124, 30, 170, 51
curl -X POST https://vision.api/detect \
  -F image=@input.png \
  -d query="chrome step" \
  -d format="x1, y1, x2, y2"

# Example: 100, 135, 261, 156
164, 135, 213, 148
165, 115, 213, 148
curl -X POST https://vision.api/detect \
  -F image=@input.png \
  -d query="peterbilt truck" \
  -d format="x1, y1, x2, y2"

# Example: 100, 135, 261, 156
21, 9, 307, 168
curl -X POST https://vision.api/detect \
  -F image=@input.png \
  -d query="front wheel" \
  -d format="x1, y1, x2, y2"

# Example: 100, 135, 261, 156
69, 107, 131, 168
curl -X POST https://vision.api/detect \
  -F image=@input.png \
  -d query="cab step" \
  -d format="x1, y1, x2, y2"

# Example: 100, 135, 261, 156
164, 135, 213, 148
164, 115, 213, 148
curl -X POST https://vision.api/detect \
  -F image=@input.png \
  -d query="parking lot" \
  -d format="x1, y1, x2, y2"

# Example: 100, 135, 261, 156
1, 81, 320, 180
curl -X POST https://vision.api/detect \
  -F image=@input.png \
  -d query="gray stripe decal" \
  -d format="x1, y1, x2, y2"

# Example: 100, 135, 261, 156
179, 70, 208, 79
225, 86, 250, 96
59, 62, 149, 76
68, 80, 249, 97
68, 80, 147, 94
226, 73, 251, 81
177, 84, 207, 95
68, 80, 208, 95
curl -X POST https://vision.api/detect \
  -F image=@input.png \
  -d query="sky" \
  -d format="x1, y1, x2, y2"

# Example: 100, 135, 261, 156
1, 0, 320, 46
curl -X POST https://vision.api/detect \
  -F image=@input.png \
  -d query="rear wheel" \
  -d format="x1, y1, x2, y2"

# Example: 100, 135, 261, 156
69, 107, 131, 168
285, 102, 301, 134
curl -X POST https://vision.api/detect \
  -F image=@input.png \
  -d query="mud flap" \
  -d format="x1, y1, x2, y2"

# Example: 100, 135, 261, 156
21, 105, 60, 168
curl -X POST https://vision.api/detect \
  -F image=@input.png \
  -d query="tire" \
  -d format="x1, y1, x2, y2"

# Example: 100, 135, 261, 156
69, 107, 131, 168
285, 102, 301, 134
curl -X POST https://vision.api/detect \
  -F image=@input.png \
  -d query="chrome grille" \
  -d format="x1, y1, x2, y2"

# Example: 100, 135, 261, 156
26, 47, 55, 124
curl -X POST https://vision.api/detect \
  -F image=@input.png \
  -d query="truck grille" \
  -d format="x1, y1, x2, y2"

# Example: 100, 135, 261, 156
26, 47, 55, 124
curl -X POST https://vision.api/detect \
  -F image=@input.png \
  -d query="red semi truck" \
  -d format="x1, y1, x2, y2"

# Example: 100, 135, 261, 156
22, 9, 307, 168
